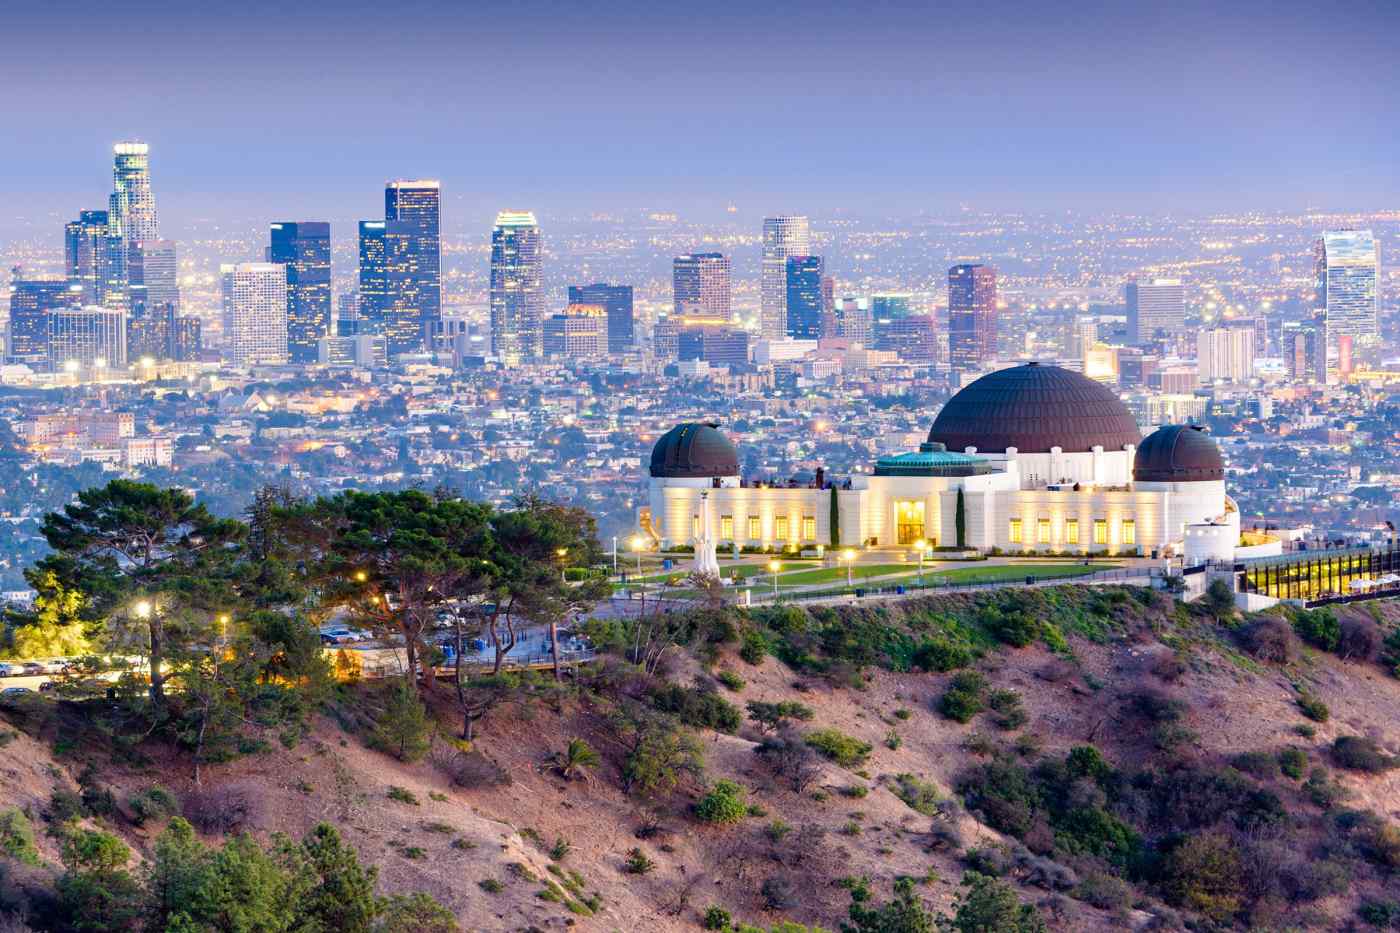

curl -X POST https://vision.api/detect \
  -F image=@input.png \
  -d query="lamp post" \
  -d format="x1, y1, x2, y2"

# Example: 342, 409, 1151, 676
556, 547, 568, 583
767, 559, 781, 598
841, 548, 856, 589
612, 536, 618, 576
630, 535, 643, 575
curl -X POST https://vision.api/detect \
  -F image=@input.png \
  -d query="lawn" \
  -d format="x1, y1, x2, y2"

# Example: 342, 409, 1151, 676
927, 562, 1116, 584
773, 563, 913, 586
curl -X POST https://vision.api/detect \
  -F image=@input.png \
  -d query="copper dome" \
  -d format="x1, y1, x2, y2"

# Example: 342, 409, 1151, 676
928, 363, 1142, 454
649, 423, 740, 478
1133, 424, 1224, 483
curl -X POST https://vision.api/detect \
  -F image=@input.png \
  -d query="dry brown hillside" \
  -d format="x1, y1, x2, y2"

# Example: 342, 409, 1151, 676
6, 587, 1400, 932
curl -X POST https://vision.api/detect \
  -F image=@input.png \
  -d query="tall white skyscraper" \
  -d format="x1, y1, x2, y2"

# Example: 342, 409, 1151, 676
1315, 230, 1379, 347
489, 211, 543, 364
672, 253, 732, 321
110, 142, 159, 247
221, 263, 289, 366
1197, 325, 1255, 383
761, 216, 810, 337
1125, 278, 1184, 344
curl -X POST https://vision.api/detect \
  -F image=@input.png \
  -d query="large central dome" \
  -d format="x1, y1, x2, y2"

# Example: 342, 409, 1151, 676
928, 363, 1142, 454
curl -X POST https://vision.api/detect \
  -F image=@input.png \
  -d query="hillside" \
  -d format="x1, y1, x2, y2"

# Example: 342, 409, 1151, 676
6, 586, 1400, 931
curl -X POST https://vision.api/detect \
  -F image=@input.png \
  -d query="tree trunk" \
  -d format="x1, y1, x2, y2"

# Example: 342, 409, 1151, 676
453, 616, 469, 740
405, 637, 420, 695
148, 617, 166, 705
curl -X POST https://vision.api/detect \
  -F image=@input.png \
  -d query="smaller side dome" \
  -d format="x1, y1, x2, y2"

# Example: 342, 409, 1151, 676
649, 422, 740, 478
1133, 424, 1224, 483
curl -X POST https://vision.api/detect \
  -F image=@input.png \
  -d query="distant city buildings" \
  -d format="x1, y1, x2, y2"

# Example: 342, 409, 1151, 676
761, 216, 809, 337
220, 263, 289, 366
784, 255, 824, 339
1197, 325, 1255, 383
385, 180, 442, 349
672, 253, 731, 323
947, 264, 997, 372
568, 283, 634, 353
49, 306, 127, 373
489, 210, 543, 364
63, 210, 111, 305
1125, 277, 1184, 345
1283, 320, 1328, 385
1315, 230, 1379, 348
7, 277, 81, 365
106, 142, 159, 311
268, 222, 332, 363
543, 304, 606, 359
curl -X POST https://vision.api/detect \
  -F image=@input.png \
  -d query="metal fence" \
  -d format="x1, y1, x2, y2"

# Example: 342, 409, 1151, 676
756, 565, 1164, 604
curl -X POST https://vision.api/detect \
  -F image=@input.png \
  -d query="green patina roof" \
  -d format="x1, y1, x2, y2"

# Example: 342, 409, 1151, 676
873, 443, 998, 477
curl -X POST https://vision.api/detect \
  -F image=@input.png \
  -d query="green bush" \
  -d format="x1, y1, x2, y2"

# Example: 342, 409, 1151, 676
912, 637, 973, 672
387, 786, 420, 806
805, 729, 872, 767
478, 878, 505, 893
1230, 751, 1280, 781
128, 786, 178, 826
987, 689, 1027, 730
939, 670, 988, 723
1159, 832, 1245, 923
739, 630, 769, 665
891, 773, 942, 816
651, 683, 742, 733
703, 905, 733, 930
1278, 747, 1308, 780
1297, 689, 1330, 722
1333, 735, 1397, 773
746, 700, 815, 733
695, 780, 748, 824
715, 669, 745, 692
623, 847, 655, 874
0, 807, 41, 865
1293, 608, 1341, 651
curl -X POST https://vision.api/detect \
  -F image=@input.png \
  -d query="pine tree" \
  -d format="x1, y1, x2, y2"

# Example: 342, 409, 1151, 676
955, 487, 967, 549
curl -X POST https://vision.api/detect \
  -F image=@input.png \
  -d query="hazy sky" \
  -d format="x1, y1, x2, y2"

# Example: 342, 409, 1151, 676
3, 0, 1398, 229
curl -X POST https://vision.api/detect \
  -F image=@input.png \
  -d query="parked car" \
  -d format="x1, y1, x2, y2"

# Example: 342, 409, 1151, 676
1, 686, 33, 697
21, 662, 46, 676
0, 664, 15, 678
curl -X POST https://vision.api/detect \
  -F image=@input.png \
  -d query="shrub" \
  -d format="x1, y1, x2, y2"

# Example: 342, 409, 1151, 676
1160, 832, 1245, 922
912, 637, 973, 672
987, 689, 1027, 731
745, 700, 815, 734
478, 878, 505, 893
764, 819, 792, 843
1279, 747, 1308, 780
1076, 871, 1132, 912
48, 789, 85, 824
1293, 608, 1340, 652
1305, 766, 1347, 809
623, 847, 655, 874
1333, 735, 1397, 773
987, 609, 1039, 648
434, 744, 512, 788
945, 872, 1046, 932
739, 630, 769, 665
651, 683, 742, 733
761, 874, 797, 910
1130, 687, 1185, 723
370, 682, 431, 763
892, 708, 911, 721
939, 670, 988, 724
1338, 617, 1382, 661
892, 774, 942, 816
182, 782, 263, 834
755, 729, 822, 792
552, 738, 601, 781
703, 905, 733, 930
0, 808, 41, 866
1239, 617, 1297, 663
1231, 751, 1281, 781
695, 780, 748, 825
716, 669, 745, 691
804, 729, 872, 767
1297, 689, 1330, 723
387, 786, 420, 805
128, 786, 178, 826
1066, 745, 1111, 780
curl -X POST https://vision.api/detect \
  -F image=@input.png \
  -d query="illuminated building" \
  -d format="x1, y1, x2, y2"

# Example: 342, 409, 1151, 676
489, 210, 543, 364
49, 306, 127, 372
385, 180, 441, 348
831, 296, 870, 343
63, 210, 111, 305
130, 240, 180, 315
1196, 325, 1254, 383
784, 255, 824, 339
568, 283, 634, 353
7, 277, 81, 365
1125, 278, 1183, 345
220, 263, 288, 366
672, 253, 731, 322
948, 264, 997, 372
678, 326, 749, 367
761, 216, 809, 337
105, 142, 160, 310
1314, 230, 1379, 347
1283, 320, 1327, 384
268, 222, 332, 363
645, 365, 1263, 564
542, 304, 606, 358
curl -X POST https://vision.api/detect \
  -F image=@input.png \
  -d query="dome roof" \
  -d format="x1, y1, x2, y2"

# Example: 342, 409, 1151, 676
1133, 424, 1224, 483
649, 422, 740, 478
928, 363, 1142, 454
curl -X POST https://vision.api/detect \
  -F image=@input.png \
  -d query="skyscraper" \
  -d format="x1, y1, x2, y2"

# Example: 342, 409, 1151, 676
64, 210, 111, 305
761, 216, 810, 337
1315, 230, 1379, 347
672, 253, 731, 322
948, 264, 997, 372
1124, 278, 1184, 345
130, 239, 180, 337
785, 255, 824, 339
268, 222, 332, 363
542, 305, 606, 359
357, 220, 388, 334
489, 211, 543, 364
1284, 320, 1328, 385
49, 306, 127, 373
7, 276, 81, 365
567, 283, 634, 353
106, 142, 159, 309
220, 263, 289, 366
1197, 325, 1255, 383
385, 180, 442, 346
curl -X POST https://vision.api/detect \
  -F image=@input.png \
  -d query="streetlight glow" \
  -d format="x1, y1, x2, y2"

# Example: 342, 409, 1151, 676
134, 600, 152, 619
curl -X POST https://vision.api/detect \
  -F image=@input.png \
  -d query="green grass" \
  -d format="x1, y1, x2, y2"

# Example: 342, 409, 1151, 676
926, 563, 1115, 584
773, 564, 912, 586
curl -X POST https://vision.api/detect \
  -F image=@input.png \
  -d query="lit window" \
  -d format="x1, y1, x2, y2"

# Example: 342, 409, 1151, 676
1065, 520, 1079, 545
1037, 518, 1051, 544
692, 515, 700, 538
1122, 519, 1136, 546
1009, 518, 1023, 544
720, 515, 733, 540
748, 515, 761, 540
802, 516, 816, 540
775, 516, 789, 541
1093, 519, 1108, 545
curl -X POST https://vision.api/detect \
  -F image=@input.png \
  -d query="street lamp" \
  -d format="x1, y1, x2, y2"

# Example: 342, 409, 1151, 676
556, 547, 568, 583
767, 559, 781, 597
630, 535, 644, 575
841, 549, 856, 589
134, 600, 152, 620
612, 536, 618, 576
